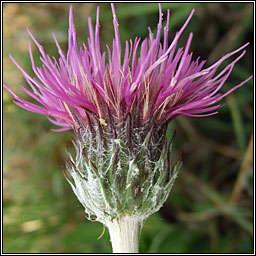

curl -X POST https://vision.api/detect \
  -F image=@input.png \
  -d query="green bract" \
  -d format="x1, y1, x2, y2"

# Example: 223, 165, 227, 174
64, 107, 181, 223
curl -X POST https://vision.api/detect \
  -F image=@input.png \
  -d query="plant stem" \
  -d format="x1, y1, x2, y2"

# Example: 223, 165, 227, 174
106, 216, 143, 253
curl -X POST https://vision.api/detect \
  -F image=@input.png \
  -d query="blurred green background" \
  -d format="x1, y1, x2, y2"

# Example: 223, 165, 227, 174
3, 2, 253, 253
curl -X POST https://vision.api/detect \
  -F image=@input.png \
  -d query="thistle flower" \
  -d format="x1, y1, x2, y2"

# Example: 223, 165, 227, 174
4, 3, 252, 253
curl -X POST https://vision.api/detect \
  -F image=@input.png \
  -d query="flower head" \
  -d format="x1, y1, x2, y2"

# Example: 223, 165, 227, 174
4, 4, 252, 223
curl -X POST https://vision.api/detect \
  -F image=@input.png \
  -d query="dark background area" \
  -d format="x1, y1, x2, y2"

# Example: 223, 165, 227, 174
3, 2, 253, 253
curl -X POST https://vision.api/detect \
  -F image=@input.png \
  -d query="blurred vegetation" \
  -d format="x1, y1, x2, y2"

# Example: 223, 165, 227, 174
3, 2, 253, 253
